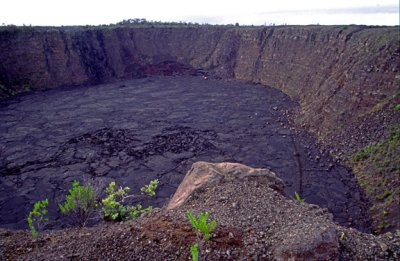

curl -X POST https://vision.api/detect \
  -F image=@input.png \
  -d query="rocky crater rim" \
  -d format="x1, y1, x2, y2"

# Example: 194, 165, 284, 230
1, 161, 399, 260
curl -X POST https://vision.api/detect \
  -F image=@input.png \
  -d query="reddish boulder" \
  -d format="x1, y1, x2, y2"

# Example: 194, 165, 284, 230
167, 161, 283, 210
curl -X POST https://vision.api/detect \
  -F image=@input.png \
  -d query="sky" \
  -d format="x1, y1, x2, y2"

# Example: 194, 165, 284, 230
1, 0, 399, 26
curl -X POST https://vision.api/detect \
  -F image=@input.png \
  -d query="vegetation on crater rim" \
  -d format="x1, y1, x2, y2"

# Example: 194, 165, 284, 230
27, 198, 49, 237
187, 210, 217, 261
27, 179, 159, 237
350, 104, 400, 234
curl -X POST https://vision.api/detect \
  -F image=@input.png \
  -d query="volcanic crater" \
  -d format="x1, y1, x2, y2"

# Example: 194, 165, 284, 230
1, 76, 371, 231
0, 24, 399, 259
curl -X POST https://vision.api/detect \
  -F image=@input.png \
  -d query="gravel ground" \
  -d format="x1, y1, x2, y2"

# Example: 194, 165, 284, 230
1, 174, 398, 260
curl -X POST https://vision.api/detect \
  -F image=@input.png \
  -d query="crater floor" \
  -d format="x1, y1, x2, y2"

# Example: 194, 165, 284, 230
0, 76, 371, 231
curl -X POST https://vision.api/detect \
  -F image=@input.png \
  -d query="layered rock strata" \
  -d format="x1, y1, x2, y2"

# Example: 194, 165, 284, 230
1, 25, 399, 140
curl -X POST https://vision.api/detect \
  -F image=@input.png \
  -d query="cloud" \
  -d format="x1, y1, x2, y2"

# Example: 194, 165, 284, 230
178, 16, 226, 25
181, 5, 399, 26
257, 4, 399, 15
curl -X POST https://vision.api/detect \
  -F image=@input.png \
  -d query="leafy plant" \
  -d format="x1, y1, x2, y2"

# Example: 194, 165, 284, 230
190, 243, 199, 261
187, 211, 217, 241
101, 180, 157, 221
187, 211, 217, 261
140, 179, 159, 197
27, 199, 49, 237
394, 103, 400, 111
101, 181, 130, 221
126, 204, 153, 220
59, 180, 97, 227
293, 191, 305, 205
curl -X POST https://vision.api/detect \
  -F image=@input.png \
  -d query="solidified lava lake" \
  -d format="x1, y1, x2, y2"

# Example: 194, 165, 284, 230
0, 76, 371, 231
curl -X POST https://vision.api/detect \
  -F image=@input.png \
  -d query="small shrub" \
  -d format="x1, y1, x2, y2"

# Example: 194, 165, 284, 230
126, 204, 153, 220
59, 180, 97, 227
101, 180, 156, 221
101, 181, 130, 221
394, 103, 400, 111
27, 199, 48, 237
293, 191, 305, 205
140, 179, 159, 197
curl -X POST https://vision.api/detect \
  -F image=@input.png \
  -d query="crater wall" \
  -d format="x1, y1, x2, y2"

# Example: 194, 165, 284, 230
0, 25, 399, 144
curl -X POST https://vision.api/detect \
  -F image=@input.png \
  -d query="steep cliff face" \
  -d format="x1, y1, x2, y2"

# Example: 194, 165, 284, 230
208, 26, 399, 143
0, 25, 399, 142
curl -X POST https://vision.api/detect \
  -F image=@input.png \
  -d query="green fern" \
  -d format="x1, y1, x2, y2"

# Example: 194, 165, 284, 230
190, 243, 199, 261
187, 210, 217, 240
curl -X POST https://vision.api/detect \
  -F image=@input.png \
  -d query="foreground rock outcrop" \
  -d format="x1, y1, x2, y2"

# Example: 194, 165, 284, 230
1, 162, 399, 260
167, 162, 283, 210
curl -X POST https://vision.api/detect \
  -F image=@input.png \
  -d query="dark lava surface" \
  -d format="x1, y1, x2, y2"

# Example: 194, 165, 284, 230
0, 76, 371, 231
